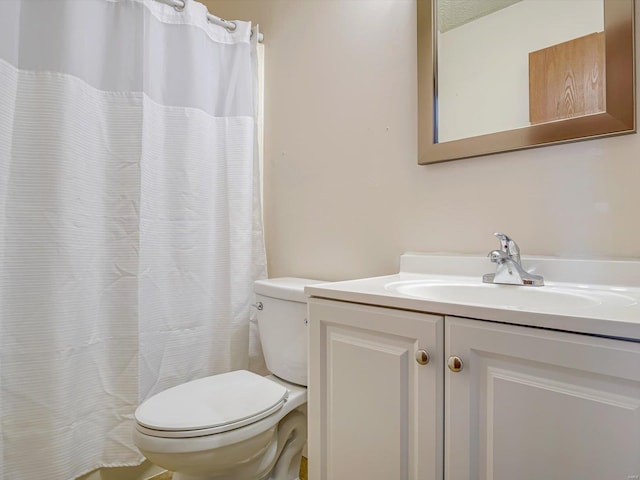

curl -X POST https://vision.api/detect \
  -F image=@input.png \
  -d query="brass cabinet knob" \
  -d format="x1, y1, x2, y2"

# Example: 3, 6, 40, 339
447, 356, 463, 372
415, 349, 430, 365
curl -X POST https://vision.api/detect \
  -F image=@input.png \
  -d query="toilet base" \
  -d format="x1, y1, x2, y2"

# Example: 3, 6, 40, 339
147, 410, 306, 480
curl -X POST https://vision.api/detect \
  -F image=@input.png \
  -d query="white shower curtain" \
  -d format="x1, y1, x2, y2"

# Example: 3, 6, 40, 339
0, 1, 267, 478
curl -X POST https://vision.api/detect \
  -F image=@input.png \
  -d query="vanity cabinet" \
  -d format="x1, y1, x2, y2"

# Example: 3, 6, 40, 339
446, 316, 640, 480
308, 299, 640, 480
307, 298, 444, 480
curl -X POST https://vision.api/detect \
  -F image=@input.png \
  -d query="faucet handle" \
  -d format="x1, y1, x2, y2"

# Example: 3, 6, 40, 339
493, 232, 521, 265
493, 232, 512, 252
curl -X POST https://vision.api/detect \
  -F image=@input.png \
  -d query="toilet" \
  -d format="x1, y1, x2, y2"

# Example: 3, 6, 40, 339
133, 277, 324, 480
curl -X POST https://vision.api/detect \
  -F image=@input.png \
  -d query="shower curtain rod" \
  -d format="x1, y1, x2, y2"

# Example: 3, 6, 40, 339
157, 0, 264, 43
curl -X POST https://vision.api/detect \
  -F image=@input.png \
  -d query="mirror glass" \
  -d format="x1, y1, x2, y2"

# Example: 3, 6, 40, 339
417, 0, 635, 164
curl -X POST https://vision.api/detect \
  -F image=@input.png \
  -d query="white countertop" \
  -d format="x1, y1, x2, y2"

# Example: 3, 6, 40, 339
305, 253, 640, 341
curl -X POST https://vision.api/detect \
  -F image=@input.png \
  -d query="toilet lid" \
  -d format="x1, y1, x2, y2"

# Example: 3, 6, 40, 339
135, 370, 289, 438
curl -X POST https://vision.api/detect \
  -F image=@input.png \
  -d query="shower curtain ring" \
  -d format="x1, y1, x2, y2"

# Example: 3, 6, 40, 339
226, 21, 237, 33
173, 0, 185, 12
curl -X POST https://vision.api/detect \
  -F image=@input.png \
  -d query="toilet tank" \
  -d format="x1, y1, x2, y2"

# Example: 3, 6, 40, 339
254, 277, 324, 386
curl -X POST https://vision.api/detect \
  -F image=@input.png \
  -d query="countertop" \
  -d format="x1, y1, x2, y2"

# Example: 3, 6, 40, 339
305, 253, 640, 341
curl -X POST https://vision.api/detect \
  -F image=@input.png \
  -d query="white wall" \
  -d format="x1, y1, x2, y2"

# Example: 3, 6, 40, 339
438, 0, 603, 141
205, 0, 640, 282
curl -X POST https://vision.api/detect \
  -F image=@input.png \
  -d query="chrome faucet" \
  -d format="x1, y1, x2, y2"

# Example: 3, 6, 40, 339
482, 232, 544, 286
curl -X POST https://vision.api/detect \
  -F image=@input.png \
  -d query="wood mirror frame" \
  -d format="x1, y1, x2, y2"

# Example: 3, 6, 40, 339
418, 0, 636, 165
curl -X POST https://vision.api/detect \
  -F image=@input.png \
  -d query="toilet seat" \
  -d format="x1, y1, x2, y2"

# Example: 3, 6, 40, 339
135, 370, 289, 439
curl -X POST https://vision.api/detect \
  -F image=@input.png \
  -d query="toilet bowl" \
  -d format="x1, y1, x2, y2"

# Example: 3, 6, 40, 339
133, 277, 324, 480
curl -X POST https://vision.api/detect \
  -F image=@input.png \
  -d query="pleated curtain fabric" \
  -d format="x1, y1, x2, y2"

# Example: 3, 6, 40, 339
0, 1, 267, 478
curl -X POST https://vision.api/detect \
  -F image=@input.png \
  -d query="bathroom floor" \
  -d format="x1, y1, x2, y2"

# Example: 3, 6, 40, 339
299, 456, 308, 480
157, 457, 308, 480
151, 473, 173, 480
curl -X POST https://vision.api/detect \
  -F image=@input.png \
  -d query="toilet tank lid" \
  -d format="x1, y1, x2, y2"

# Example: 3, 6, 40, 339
254, 277, 325, 303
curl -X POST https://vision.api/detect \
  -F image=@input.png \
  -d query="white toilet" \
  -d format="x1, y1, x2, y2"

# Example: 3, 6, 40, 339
133, 277, 323, 480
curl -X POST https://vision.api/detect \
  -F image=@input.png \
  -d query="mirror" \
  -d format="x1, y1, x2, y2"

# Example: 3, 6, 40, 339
418, 0, 636, 164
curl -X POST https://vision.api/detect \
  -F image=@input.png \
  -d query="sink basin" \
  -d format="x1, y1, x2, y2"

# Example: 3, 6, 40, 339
385, 280, 637, 312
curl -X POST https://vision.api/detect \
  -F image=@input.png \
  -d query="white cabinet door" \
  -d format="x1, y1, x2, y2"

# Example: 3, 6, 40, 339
446, 316, 640, 480
308, 298, 443, 480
